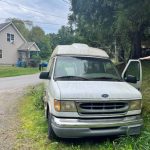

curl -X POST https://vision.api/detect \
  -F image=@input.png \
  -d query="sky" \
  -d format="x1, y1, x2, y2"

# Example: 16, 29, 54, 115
0, 0, 70, 33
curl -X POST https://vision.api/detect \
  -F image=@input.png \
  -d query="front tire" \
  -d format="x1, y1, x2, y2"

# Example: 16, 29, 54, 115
48, 113, 57, 140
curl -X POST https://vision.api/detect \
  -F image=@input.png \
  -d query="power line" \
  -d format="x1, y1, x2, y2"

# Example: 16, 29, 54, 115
0, 14, 65, 26
31, 21, 63, 26
0, 0, 66, 20
0, 17, 64, 26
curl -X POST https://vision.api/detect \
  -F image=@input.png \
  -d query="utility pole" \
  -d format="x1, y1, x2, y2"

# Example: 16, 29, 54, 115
114, 38, 118, 63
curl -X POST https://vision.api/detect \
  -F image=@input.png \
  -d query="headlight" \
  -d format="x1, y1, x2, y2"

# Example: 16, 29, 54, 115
54, 100, 76, 112
129, 100, 142, 110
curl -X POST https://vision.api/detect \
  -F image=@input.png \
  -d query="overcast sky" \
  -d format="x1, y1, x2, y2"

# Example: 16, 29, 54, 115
0, 0, 70, 33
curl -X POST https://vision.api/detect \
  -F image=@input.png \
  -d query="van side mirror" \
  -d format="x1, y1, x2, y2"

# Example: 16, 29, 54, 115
125, 75, 137, 83
39, 72, 49, 80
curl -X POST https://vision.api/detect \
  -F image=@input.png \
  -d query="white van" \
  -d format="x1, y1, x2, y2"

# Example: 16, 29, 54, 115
39, 43, 143, 139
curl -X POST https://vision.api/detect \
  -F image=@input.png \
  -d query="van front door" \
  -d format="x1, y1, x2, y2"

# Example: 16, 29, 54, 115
122, 59, 142, 90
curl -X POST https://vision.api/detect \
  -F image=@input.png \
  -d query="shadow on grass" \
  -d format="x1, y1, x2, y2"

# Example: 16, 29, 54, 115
60, 135, 118, 143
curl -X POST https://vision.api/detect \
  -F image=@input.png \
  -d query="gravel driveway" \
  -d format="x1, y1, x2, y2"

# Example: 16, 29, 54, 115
0, 74, 42, 150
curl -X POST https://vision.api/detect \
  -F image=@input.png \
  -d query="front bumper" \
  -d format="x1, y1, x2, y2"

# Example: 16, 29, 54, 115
51, 115, 143, 138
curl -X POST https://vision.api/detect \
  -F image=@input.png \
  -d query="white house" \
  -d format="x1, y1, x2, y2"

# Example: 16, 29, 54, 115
0, 22, 40, 65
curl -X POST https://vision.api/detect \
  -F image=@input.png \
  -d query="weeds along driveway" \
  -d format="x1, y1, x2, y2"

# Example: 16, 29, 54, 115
0, 74, 42, 150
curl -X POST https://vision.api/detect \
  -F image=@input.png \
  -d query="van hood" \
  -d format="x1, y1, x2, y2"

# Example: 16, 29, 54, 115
56, 81, 142, 100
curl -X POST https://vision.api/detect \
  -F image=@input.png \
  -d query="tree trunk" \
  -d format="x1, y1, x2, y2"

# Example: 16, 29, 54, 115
118, 46, 125, 62
131, 31, 142, 59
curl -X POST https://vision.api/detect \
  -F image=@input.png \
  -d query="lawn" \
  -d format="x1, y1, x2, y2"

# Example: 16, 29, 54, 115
0, 66, 39, 77
15, 61, 150, 150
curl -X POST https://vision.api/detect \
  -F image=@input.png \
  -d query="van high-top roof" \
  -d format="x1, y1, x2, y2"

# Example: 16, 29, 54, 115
51, 43, 109, 58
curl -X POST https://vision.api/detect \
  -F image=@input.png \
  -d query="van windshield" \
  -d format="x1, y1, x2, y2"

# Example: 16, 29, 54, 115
54, 56, 122, 81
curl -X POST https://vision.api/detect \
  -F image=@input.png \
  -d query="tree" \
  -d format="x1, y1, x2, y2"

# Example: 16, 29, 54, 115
10, 18, 30, 40
115, 0, 150, 58
70, 0, 116, 45
48, 25, 85, 51
29, 26, 52, 59
70, 0, 150, 59
6, 18, 52, 60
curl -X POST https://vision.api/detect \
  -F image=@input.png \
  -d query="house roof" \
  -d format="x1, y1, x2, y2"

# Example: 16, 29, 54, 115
18, 42, 40, 51
51, 43, 109, 58
0, 22, 26, 42
0, 22, 10, 31
0, 22, 40, 51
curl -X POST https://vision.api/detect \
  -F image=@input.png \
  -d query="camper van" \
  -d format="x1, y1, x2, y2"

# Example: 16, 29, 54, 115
39, 43, 143, 139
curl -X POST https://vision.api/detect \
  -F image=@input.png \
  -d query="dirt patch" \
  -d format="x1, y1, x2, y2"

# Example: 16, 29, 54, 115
0, 74, 42, 149
0, 90, 24, 150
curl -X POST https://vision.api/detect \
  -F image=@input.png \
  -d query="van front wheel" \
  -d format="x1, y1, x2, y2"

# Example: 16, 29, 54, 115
48, 113, 57, 140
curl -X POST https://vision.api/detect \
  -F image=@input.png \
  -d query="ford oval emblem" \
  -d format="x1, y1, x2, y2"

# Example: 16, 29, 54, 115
101, 94, 109, 98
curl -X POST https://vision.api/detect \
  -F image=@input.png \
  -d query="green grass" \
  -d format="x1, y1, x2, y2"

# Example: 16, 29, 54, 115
0, 66, 39, 77
16, 61, 150, 150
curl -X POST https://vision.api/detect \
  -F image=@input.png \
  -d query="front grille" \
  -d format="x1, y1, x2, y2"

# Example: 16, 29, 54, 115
76, 101, 128, 115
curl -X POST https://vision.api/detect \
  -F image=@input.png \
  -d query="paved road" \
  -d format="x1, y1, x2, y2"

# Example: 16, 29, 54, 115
0, 74, 42, 150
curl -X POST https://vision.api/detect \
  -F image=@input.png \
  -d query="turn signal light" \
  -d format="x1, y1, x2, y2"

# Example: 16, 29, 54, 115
54, 99, 61, 112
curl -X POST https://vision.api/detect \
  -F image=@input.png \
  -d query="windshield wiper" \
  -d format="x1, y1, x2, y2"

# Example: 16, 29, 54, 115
54, 76, 89, 81
89, 77, 121, 81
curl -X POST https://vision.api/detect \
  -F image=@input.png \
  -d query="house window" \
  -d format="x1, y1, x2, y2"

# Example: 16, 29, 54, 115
0, 50, 2, 58
7, 33, 14, 43
7, 33, 10, 42
11, 34, 14, 42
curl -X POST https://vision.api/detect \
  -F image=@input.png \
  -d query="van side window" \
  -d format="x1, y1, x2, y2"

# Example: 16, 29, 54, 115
49, 58, 55, 78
